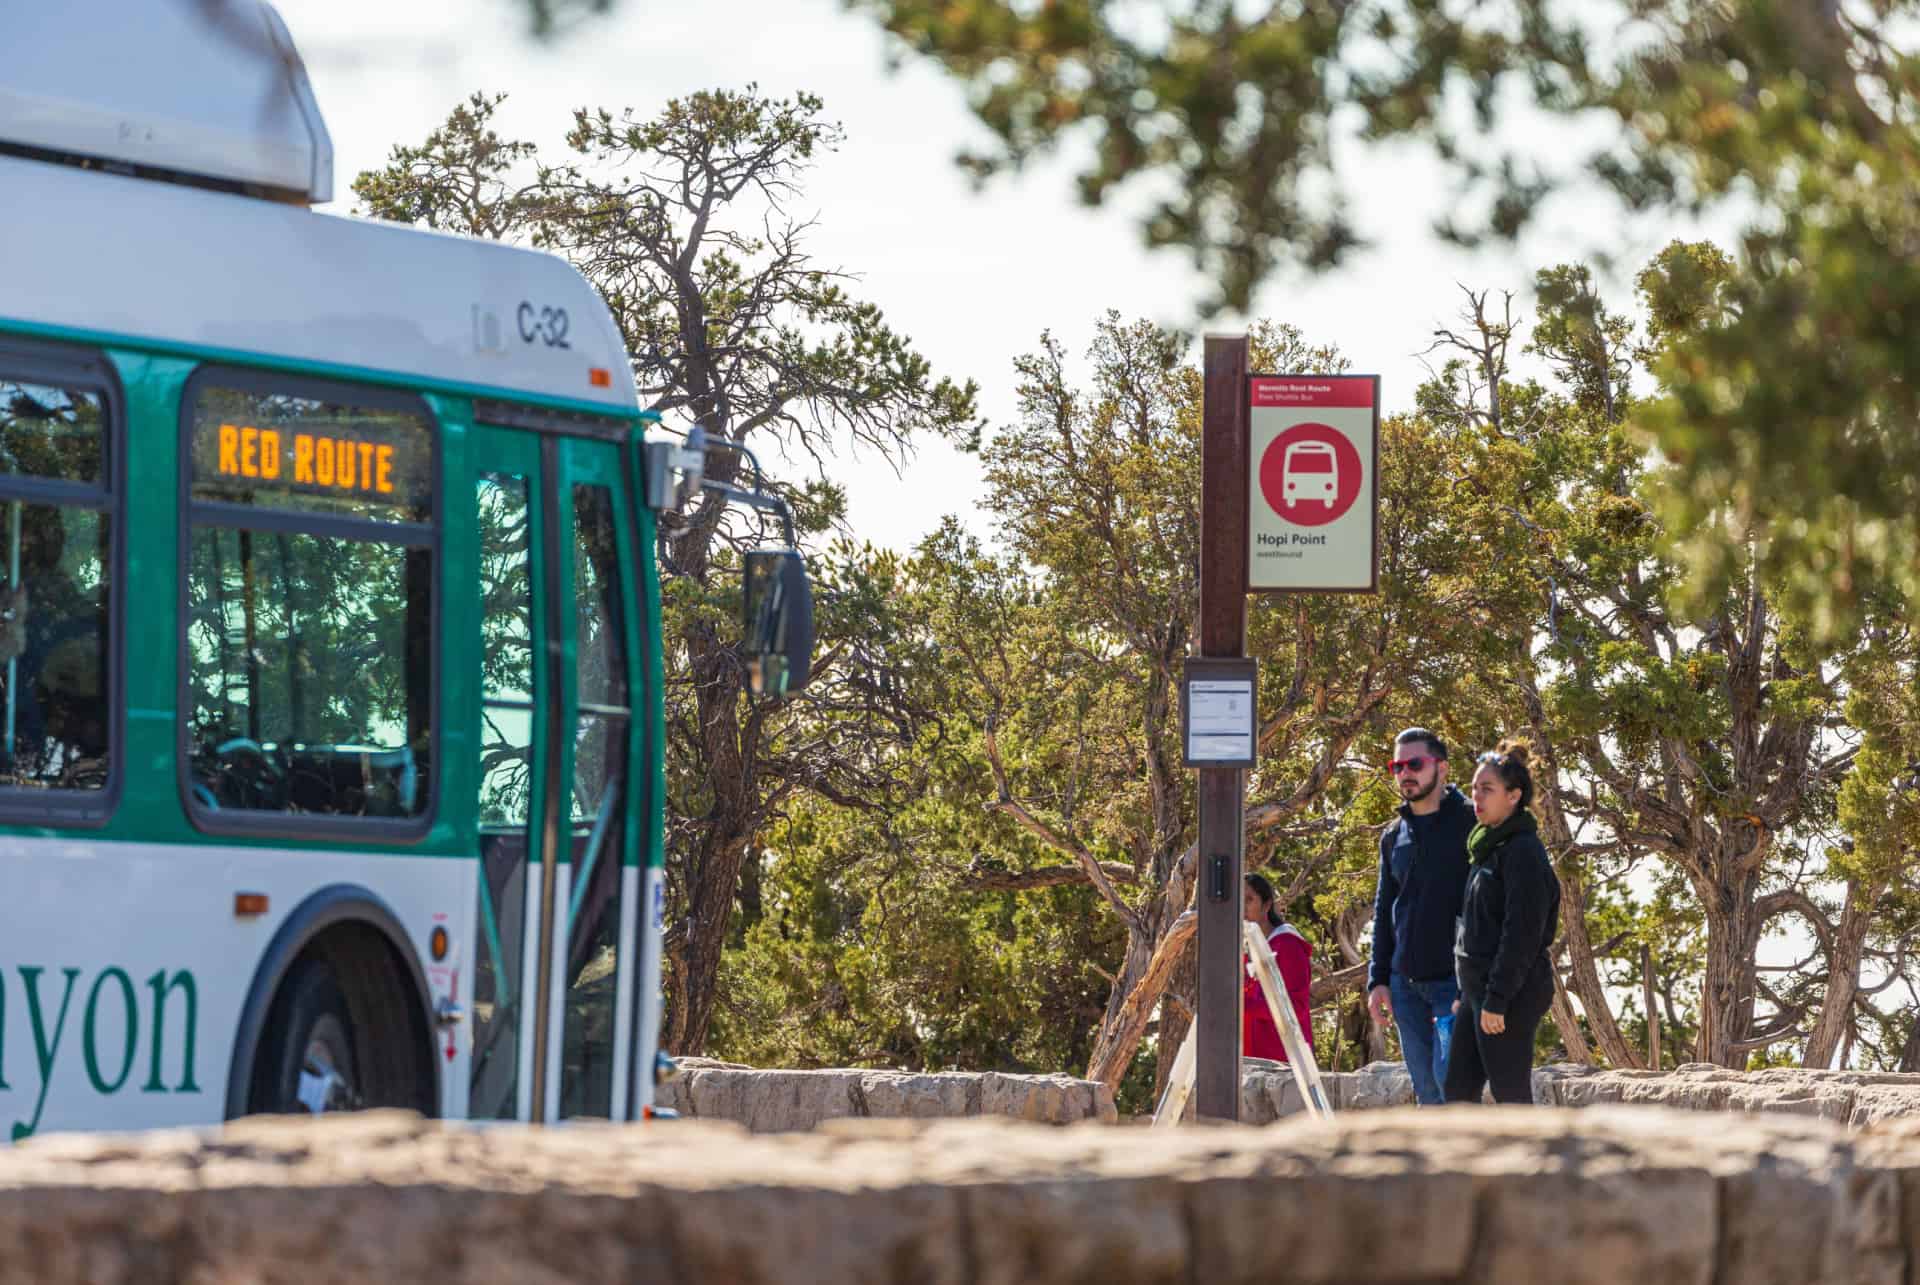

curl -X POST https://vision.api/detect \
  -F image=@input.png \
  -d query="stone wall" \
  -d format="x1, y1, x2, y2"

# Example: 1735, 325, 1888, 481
11, 1106, 1920, 1282
1241, 1059, 1920, 1127
1545, 1063, 1920, 1128
656, 1058, 1118, 1131
656, 1058, 1920, 1131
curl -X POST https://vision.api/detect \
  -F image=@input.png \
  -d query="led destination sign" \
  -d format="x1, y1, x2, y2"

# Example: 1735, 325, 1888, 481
189, 382, 433, 521
213, 423, 398, 497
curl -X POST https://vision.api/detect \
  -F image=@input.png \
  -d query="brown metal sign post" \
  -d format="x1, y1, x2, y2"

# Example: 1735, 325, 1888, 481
1193, 344, 1381, 1123
1194, 335, 1250, 1121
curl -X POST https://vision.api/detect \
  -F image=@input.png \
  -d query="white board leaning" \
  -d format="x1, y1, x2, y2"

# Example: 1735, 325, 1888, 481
1246, 375, 1380, 592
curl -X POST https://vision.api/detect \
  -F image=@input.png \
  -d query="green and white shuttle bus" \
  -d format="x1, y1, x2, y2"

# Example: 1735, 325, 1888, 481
0, 2, 808, 1138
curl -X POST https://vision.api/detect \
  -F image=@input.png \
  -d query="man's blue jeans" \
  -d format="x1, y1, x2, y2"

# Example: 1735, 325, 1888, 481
1390, 973, 1459, 1105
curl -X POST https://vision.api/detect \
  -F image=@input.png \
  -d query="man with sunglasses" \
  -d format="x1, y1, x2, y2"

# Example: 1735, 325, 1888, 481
1367, 727, 1475, 1104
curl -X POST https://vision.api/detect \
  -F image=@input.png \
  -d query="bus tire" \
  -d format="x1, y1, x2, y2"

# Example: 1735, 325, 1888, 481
245, 926, 436, 1118
252, 957, 360, 1114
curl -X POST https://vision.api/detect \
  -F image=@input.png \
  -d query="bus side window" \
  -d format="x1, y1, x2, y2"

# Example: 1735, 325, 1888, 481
477, 474, 535, 825
180, 371, 435, 831
471, 471, 533, 1120
0, 361, 115, 798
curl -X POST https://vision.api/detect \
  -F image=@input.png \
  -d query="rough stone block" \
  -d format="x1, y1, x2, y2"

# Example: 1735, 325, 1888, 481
3, 1107, 1920, 1283
660, 1065, 1114, 1132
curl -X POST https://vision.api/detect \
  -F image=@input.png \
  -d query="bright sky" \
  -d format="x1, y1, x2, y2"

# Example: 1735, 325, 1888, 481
279, 0, 1713, 555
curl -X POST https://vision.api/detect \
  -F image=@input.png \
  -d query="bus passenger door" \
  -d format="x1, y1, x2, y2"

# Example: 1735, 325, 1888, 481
536, 435, 641, 1122
466, 424, 548, 1121
467, 426, 640, 1123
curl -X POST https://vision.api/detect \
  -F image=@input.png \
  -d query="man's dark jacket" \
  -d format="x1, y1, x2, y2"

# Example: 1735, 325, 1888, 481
1368, 785, 1474, 990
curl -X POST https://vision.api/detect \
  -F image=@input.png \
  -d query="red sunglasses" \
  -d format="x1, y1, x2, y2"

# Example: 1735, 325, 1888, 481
1388, 756, 1432, 775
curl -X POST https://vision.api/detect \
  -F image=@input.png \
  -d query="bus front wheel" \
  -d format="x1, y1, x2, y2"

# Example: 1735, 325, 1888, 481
252, 958, 362, 1114
246, 929, 435, 1118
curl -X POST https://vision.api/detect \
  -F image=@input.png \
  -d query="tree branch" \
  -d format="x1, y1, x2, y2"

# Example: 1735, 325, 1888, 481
1309, 960, 1369, 1006
1085, 908, 1197, 1087
961, 857, 1139, 892
983, 716, 1140, 929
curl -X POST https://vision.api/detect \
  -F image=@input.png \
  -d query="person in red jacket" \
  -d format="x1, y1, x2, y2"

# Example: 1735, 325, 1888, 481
1243, 872, 1314, 1063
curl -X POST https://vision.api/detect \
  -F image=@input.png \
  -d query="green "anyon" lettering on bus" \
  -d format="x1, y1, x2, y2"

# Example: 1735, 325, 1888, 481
2, 965, 201, 1140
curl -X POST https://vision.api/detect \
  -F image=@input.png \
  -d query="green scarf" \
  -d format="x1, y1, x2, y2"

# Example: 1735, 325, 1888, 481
1467, 808, 1537, 865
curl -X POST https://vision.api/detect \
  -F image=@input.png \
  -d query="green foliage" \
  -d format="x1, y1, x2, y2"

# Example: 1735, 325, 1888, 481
357, 62, 1920, 1074
838, 0, 1920, 638
713, 799, 1123, 1076
706, 263, 1920, 1079
1835, 612, 1920, 887
841, 0, 1592, 314
1596, 12, 1920, 638
351, 93, 541, 239
715, 309, 1567, 1086
714, 251, 1920, 1079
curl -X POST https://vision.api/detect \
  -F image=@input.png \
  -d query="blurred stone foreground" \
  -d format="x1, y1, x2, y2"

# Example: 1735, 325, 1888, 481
8, 1104, 1920, 1284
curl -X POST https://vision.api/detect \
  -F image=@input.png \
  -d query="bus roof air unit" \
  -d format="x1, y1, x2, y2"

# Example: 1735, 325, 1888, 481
0, 1, 333, 203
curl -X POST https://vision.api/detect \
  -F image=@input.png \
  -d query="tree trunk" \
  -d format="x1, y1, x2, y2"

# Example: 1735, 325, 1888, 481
1335, 1000, 1369, 1071
1641, 943, 1661, 1070
1803, 880, 1877, 1069
1898, 1011, 1920, 1072
1331, 901, 1387, 1064
663, 824, 752, 1054
1085, 909, 1186, 1088
1153, 944, 1198, 1095
1695, 880, 1756, 1067
1548, 960, 1596, 1065
1558, 864, 1644, 1068
661, 617, 756, 1056
1518, 684, 1636, 1068
1366, 1011, 1390, 1063
1310, 960, 1370, 1005
1152, 998, 1191, 1102
1698, 585, 1774, 1067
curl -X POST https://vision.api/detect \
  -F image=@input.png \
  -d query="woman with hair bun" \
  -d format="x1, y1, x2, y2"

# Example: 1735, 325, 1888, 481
1242, 872, 1313, 1063
1445, 740, 1562, 1104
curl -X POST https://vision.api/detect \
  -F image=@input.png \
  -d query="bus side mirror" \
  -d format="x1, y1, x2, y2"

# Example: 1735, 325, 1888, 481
742, 549, 813, 697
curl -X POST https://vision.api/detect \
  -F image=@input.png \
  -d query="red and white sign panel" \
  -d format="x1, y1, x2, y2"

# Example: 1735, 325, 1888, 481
1247, 375, 1379, 591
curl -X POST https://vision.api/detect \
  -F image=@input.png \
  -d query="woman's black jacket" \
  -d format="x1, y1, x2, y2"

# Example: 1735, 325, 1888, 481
1454, 813, 1561, 1016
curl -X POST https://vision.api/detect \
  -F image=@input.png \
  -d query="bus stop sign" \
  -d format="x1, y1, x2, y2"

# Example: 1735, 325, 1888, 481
1247, 375, 1379, 592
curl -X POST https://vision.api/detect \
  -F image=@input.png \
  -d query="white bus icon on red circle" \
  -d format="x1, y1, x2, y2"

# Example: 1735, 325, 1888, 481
1282, 440, 1339, 507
